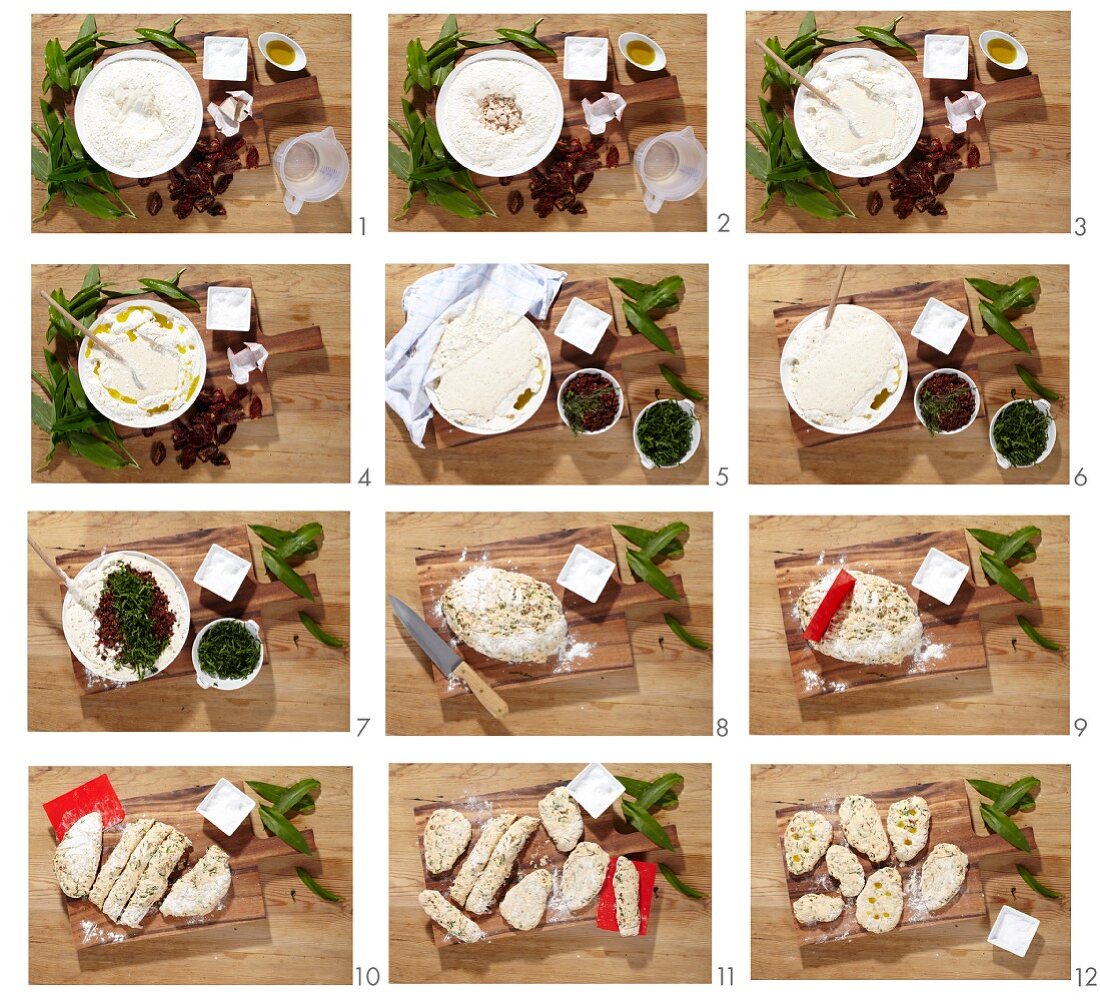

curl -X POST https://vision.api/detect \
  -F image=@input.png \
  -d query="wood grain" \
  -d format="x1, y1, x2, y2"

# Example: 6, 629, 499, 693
390, 763, 711, 983
28, 511, 349, 732
389, 15, 707, 231
775, 528, 1038, 698
30, 766, 352, 984
31, 15, 351, 233
745, 12, 1069, 232
32, 264, 350, 483
413, 779, 679, 947
387, 512, 712, 736
386, 263, 709, 485
752, 764, 1070, 980
775, 779, 1038, 945
750, 516, 1069, 735
750, 264, 1070, 483
414, 525, 685, 698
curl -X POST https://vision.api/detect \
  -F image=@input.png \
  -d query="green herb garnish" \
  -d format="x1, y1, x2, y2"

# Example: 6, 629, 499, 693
1016, 365, 1061, 402
560, 384, 616, 435
297, 866, 343, 902
246, 780, 316, 814
636, 400, 696, 467
300, 611, 346, 648
259, 804, 312, 855
197, 619, 262, 680
658, 862, 707, 899
103, 564, 173, 678
659, 364, 705, 401
979, 802, 1032, 852
968, 274, 1040, 352
1016, 863, 1060, 899
979, 551, 1034, 603
1017, 615, 1061, 651
250, 522, 324, 600
967, 528, 1037, 563
612, 523, 684, 561
664, 613, 710, 650
967, 778, 1036, 813
992, 400, 1051, 467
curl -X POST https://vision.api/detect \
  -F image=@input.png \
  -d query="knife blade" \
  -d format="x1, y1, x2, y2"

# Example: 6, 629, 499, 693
389, 595, 509, 719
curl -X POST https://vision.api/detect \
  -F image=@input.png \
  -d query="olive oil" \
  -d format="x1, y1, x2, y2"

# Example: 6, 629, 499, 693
986, 37, 1017, 65
265, 38, 298, 67
625, 39, 656, 66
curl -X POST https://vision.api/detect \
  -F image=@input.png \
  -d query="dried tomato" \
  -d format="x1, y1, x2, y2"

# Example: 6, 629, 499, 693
249, 396, 263, 419
507, 189, 523, 214
928, 201, 948, 216
174, 199, 194, 220
535, 197, 554, 218
567, 201, 587, 215
141, 427, 156, 438
894, 198, 915, 220
574, 172, 594, 194
229, 385, 249, 405
211, 451, 231, 467
857, 176, 873, 187
967, 145, 981, 169
224, 134, 245, 154
207, 203, 227, 217
246, 145, 260, 169
178, 449, 197, 469
867, 190, 883, 216
218, 423, 237, 444
150, 441, 167, 465
605, 145, 620, 169
499, 175, 513, 186
935, 173, 955, 194
138, 176, 152, 187
147, 191, 163, 216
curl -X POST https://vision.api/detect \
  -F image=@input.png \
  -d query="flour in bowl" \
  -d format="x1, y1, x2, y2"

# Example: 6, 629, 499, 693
795, 53, 922, 175
78, 53, 200, 174
438, 57, 562, 174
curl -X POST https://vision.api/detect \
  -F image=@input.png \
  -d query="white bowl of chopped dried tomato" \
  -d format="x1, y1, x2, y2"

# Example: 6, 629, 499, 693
557, 368, 624, 435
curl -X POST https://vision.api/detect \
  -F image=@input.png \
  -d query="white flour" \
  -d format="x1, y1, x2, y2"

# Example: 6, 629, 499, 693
796, 54, 921, 173
439, 58, 561, 173
79, 54, 198, 173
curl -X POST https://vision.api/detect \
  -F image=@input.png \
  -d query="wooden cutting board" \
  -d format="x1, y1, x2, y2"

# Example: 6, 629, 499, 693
85, 28, 321, 190
60, 781, 316, 950
774, 277, 1038, 448
51, 278, 323, 447
414, 525, 685, 698
774, 528, 1039, 699
415, 780, 679, 947
54, 525, 319, 695
775, 779, 1039, 946
431, 276, 680, 449
434, 30, 681, 188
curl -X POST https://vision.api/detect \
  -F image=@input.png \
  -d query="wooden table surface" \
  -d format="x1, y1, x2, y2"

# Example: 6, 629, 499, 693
749, 264, 1070, 484
27, 510, 349, 732
390, 762, 711, 983
749, 515, 1069, 735
386, 511, 712, 735
744, 11, 1070, 233
29, 765, 352, 984
31, 264, 350, 483
388, 14, 707, 231
751, 763, 1070, 979
385, 264, 709, 485
31, 14, 351, 233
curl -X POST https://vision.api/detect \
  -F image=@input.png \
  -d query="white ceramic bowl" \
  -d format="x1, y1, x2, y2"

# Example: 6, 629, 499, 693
780, 305, 909, 436
793, 48, 923, 179
192, 617, 264, 690
632, 398, 701, 469
978, 30, 1028, 71
75, 49, 203, 177
557, 368, 624, 435
435, 50, 564, 177
258, 31, 307, 72
426, 315, 552, 436
63, 550, 190, 683
913, 368, 980, 435
617, 32, 667, 72
77, 298, 207, 429
989, 398, 1056, 469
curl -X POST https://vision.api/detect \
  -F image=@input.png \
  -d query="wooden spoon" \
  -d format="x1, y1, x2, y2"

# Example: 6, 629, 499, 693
755, 39, 863, 137
824, 265, 847, 329
28, 536, 97, 613
39, 290, 147, 388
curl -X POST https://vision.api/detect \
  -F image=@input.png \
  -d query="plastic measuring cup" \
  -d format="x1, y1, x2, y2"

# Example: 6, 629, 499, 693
272, 126, 349, 215
632, 126, 706, 214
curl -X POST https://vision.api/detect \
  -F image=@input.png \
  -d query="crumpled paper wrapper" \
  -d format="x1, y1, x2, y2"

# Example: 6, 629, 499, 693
581, 92, 627, 136
945, 90, 986, 134
207, 90, 254, 137
227, 342, 269, 385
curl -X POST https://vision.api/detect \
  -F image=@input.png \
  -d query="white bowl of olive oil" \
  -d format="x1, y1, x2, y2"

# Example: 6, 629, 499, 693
978, 30, 1028, 71
258, 31, 307, 72
618, 32, 666, 72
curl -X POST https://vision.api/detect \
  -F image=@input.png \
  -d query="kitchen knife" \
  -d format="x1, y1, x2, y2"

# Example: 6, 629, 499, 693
389, 595, 509, 720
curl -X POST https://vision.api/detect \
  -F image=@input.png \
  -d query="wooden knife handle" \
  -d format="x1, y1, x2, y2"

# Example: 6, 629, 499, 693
453, 661, 509, 719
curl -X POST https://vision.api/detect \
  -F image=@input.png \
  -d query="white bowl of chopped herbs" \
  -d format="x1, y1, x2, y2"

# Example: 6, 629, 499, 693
192, 617, 264, 690
989, 398, 1056, 469
632, 398, 700, 469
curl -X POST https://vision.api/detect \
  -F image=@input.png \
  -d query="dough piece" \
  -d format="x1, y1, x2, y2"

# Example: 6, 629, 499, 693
161, 845, 232, 917
888, 795, 931, 862
89, 817, 155, 908
53, 811, 103, 898
613, 857, 641, 937
465, 816, 540, 915
419, 889, 484, 943
784, 810, 832, 875
562, 841, 610, 912
826, 844, 866, 897
449, 813, 516, 907
840, 795, 890, 863
793, 892, 844, 925
101, 822, 172, 921
539, 787, 583, 853
920, 843, 969, 911
499, 869, 553, 931
855, 866, 903, 933
118, 829, 191, 927
423, 808, 471, 875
